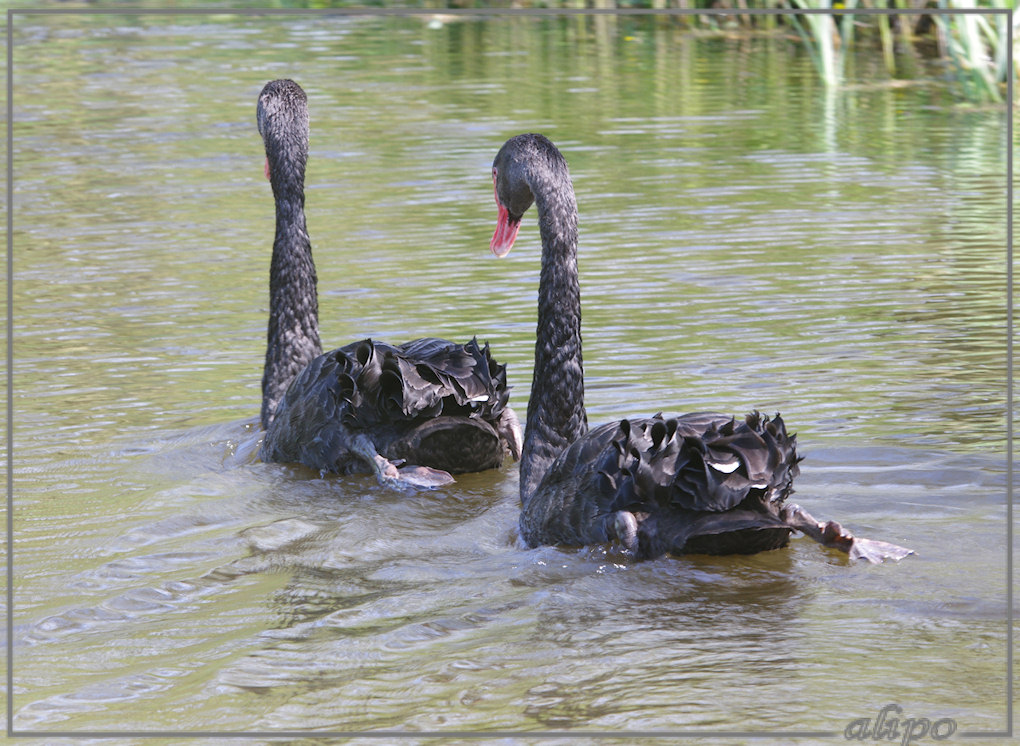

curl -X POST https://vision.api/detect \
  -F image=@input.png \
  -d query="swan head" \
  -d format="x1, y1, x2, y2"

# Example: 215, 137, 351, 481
490, 135, 544, 257
257, 79, 309, 186
490, 133, 573, 258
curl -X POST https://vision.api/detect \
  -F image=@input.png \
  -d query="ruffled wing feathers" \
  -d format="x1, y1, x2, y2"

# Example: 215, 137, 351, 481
261, 337, 517, 475
594, 411, 802, 517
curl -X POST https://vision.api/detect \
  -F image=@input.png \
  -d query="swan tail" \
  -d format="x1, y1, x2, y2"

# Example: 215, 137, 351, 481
385, 415, 506, 474
617, 509, 793, 559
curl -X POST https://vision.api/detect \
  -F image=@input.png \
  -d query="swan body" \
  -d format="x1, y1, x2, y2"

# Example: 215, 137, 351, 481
261, 336, 518, 480
255, 79, 520, 489
490, 133, 911, 562
519, 412, 800, 558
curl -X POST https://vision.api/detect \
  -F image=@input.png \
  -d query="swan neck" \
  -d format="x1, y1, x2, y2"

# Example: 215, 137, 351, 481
261, 183, 322, 429
520, 172, 587, 504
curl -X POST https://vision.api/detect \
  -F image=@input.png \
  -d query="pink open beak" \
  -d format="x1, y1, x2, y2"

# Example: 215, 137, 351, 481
490, 181, 520, 258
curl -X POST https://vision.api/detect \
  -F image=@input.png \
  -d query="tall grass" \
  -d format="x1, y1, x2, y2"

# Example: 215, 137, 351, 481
785, 0, 853, 86
532, 0, 1016, 104
933, 0, 1013, 103
777, 0, 1012, 101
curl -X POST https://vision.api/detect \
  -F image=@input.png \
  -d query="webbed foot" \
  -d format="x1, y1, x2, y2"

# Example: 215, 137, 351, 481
385, 464, 456, 490
353, 432, 455, 492
780, 504, 915, 564
844, 535, 915, 563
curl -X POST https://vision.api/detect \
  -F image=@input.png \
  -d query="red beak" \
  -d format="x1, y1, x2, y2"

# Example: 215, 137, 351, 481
490, 180, 520, 258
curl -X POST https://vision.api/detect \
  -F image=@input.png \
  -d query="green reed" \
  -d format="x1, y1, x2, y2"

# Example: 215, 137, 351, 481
394, 0, 1015, 104
933, 0, 1012, 103
785, 0, 853, 87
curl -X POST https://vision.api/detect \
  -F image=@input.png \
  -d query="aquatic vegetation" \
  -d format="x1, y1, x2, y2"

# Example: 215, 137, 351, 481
933, 0, 1013, 103
410, 0, 1015, 104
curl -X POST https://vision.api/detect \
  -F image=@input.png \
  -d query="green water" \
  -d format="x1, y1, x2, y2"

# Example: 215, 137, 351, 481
6, 10, 1012, 740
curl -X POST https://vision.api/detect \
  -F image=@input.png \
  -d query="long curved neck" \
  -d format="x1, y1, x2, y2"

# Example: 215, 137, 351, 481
520, 167, 587, 504
260, 166, 322, 429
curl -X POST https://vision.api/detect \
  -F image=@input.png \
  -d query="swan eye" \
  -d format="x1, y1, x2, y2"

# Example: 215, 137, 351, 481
492, 167, 498, 184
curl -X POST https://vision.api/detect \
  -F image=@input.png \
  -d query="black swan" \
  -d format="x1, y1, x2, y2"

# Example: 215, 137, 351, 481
255, 79, 520, 490
489, 133, 913, 562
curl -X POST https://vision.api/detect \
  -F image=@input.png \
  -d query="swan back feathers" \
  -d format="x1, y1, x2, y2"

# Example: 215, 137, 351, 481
261, 337, 515, 474
597, 411, 801, 516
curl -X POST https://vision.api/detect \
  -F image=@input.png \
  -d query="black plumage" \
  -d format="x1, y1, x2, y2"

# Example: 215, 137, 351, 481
261, 337, 517, 478
255, 80, 520, 490
489, 133, 911, 562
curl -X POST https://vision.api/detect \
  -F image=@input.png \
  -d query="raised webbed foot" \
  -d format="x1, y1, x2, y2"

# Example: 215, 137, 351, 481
386, 464, 455, 490
780, 504, 915, 564
844, 535, 916, 563
353, 433, 455, 492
